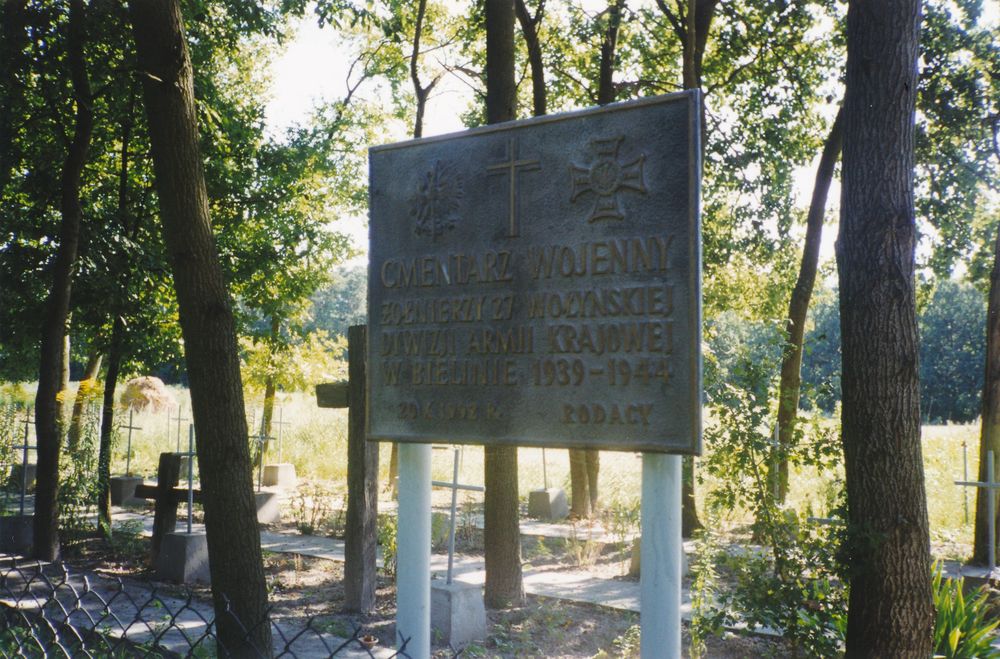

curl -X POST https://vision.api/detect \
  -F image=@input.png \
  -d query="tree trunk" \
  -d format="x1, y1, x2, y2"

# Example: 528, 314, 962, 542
97, 316, 124, 539
974, 214, 1000, 564
837, 0, 933, 654
0, 0, 28, 196
66, 350, 102, 452
769, 108, 844, 503
483, 0, 524, 610
516, 3, 612, 522
513, 0, 545, 117
127, 2, 271, 653
569, 0, 628, 518
260, 316, 280, 461
569, 449, 590, 518
657, 0, 718, 536
33, 0, 93, 562
98, 82, 138, 540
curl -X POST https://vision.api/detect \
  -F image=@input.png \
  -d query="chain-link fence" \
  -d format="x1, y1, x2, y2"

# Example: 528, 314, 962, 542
0, 557, 423, 658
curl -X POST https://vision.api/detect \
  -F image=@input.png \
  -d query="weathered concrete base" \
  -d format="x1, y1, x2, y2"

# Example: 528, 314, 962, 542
155, 532, 211, 584
110, 476, 144, 506
7, 464, 36, 493
0, 515, 33, 556
431, 580, 487, 649
262, 463, 297, 488
528, 488, 569, 521
255, 491, 281, 524
629, 536, 688, 578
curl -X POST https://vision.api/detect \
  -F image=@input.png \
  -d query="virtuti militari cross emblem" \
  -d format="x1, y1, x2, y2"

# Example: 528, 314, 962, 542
570, 136, 647, 223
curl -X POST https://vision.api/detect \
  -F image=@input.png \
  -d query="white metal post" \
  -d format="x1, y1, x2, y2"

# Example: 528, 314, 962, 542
396, 443, 431, 658
989, 450, 996, 571
641, 453, 681, 658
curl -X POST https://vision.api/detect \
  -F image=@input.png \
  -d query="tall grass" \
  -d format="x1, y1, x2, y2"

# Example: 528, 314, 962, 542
0, 382, 985, 558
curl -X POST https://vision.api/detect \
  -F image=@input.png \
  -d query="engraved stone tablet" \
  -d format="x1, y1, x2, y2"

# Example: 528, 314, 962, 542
367, 91, 702, 454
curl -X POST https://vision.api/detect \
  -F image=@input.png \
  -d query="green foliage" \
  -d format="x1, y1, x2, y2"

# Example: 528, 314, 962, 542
58, 403, 99, 544
932, 564, 1000, 659
306, 265, 368, 340
917, 0, 1000, 280
695, 517, 848, 657
688, 529, 722, 659
240, 330, 348, 395
919, 279, 986, 423
377, 513, 397, 577
698, 323, 848, 655
289, 480, 339, 536
802, 280, 987, 423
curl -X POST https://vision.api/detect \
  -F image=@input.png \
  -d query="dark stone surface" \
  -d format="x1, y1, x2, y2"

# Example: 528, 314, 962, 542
369, 91, 702, 454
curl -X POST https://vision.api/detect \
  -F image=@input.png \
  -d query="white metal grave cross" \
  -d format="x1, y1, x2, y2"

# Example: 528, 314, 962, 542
253, 425, 276, 491
121, 409, 142, 476
173, 406, 189, 453
955, 449, 1000, 570
13, 407, 36, 515
185, 424, 196, 534
272, 407, 291, 463
430, 446, 484, 584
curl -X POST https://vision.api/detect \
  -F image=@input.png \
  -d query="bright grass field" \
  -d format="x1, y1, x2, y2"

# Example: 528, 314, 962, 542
0, 384, 982, 560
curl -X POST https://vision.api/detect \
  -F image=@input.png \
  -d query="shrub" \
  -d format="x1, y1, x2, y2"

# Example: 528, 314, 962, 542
932, 563, 1000, 659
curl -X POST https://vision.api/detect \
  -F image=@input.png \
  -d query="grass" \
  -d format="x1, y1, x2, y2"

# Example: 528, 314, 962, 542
0, 382, 985, 559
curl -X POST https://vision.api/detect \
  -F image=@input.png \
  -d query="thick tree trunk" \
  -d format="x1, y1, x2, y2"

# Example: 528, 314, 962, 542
513, 0, 545, 117
483, 0, 524, 610
0, 0, 28, 195
657, 0, 718, 536
837, 1, 933, 654
97, 316, 124, 539
33, 0, 93, 562
974, 218, 1000, 564
769, 108, 843, 503
66, 350, 102, 452
127, 2, 271, 653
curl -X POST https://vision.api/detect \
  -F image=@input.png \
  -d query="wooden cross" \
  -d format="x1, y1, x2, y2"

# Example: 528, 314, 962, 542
955, 450, 1000, 570
315, 325, 378, 613
134, 452, 203, 562
121, 409, 142, 476
487, 137, 540, 238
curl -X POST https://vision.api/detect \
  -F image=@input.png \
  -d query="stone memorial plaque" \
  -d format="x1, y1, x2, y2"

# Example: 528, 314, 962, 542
367, 91, 701, 454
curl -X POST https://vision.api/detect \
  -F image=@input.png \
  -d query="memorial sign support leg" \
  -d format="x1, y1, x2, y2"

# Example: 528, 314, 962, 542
397, 443, 431, 659
641, 453, 681, 658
